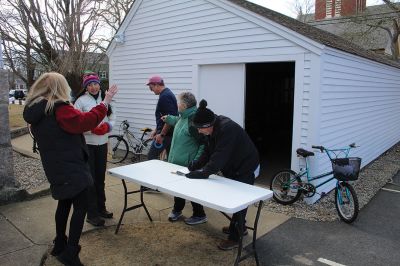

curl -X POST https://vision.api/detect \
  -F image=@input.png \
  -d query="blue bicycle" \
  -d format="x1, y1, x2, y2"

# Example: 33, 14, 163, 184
270, 143, 361, 223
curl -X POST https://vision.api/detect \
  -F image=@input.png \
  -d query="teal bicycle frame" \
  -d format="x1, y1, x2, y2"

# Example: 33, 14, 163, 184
297, 146, 353, 192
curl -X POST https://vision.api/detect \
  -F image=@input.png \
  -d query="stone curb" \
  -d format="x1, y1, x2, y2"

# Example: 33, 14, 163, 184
10, 127, 29, 139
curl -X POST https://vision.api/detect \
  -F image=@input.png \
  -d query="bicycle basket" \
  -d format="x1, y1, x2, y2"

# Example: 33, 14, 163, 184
331, 157, 361, 181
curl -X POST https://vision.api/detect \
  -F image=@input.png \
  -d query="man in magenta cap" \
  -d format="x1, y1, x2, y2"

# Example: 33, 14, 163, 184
146, 75, 178, 161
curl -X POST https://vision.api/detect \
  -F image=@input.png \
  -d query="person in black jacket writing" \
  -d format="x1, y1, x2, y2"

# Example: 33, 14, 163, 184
186, 99, 260, 251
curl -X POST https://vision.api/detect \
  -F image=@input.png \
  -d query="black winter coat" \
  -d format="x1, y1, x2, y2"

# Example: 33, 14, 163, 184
23, 100, 93, 200
199, 116, 259, 183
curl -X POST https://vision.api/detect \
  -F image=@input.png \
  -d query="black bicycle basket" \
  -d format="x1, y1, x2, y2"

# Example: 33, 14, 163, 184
331, 157, 361, 181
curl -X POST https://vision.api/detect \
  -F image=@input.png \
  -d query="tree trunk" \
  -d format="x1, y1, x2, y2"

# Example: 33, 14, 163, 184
0, 69, 17, 189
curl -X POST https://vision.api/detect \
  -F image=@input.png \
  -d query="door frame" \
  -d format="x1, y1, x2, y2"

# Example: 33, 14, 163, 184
192, 54, 305, 170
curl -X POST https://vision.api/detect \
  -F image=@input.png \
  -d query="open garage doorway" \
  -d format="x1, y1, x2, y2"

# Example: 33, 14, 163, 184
245, 62, 295, 187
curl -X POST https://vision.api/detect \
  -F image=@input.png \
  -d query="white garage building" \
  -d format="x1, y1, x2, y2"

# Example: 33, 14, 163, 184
107, 0, 400, 202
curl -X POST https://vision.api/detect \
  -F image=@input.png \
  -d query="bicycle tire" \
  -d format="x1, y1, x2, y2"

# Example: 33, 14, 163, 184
137, 139, 152, 162
270, 169, 302, 205
335, 182, 359, 223
107, 135, 129, 163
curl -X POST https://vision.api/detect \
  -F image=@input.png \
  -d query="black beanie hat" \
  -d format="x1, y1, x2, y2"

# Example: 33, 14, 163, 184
192, 99, 216, 128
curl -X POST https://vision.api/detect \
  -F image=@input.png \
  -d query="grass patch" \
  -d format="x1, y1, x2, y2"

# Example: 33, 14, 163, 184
8, 103, 25, 129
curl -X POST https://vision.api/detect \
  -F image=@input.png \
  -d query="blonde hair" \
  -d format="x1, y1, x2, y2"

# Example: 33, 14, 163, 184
26, 72, 71, 114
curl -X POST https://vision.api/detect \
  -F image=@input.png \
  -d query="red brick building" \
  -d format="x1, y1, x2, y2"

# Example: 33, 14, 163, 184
315, 0, 367, 20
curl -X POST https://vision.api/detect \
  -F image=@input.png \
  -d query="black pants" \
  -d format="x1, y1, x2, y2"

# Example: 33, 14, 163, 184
87, 143, 107, 218
228, 173, 255, 241
55, 188, 88, 247
147, 135, 172, 160
174, 197, 206, 217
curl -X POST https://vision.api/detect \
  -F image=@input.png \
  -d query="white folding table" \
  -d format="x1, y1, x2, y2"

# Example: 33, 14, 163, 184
108, 160, 273, 265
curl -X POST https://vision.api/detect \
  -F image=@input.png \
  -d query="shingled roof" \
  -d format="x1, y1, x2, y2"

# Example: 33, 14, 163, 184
227, 0, 400, 69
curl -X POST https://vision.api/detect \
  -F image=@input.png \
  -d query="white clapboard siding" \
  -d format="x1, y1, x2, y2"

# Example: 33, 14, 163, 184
109, 0, 309, 137
303, 48, 400, 202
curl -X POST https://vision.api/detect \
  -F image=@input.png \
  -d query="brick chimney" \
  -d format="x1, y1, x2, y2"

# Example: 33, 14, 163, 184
315, 0, 366, 20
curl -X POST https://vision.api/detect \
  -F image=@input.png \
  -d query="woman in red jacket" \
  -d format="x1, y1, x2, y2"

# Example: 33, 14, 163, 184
23, 72, 117, 266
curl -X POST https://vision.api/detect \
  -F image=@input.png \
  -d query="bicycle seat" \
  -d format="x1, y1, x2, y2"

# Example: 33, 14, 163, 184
296, 148, 314, 158
141, 127, 152, 133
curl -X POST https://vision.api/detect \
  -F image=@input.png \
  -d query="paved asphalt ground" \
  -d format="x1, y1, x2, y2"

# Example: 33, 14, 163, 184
257, 173, 400, 266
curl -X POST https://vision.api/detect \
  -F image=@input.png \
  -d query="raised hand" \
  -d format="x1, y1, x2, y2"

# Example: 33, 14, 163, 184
104, 85, 118, 104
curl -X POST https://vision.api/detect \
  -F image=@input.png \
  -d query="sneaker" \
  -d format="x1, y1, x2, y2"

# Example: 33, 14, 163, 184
99, 209, 113, 219
222, 226, 248, 236
184, 216, 208, 225
168, 211, 182, 222
86, 216, 105, 226
218, 239, 239, 251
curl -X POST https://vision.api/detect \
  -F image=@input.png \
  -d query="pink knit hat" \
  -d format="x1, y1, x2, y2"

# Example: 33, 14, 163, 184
82, 74, 100, 88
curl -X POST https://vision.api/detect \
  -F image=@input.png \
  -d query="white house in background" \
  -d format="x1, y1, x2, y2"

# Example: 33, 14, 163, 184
106, 0, 400, 202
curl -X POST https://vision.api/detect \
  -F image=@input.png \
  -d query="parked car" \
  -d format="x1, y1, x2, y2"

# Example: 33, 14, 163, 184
14, 89, 25, 100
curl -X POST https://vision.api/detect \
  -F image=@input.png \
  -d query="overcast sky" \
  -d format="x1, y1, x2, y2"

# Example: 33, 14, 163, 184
247, 0, 385, 17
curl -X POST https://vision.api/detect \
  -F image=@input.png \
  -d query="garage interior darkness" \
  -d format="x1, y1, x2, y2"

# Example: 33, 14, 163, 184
245, 62, 295, 186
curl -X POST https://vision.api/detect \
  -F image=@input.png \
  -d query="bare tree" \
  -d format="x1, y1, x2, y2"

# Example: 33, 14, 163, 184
351, 0, 400, 60
94, 0, 134, 52
0, 0, 107, 92
294, 0, 315, 23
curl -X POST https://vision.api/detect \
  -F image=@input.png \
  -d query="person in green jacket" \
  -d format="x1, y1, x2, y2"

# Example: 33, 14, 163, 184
160, 92, 207, 225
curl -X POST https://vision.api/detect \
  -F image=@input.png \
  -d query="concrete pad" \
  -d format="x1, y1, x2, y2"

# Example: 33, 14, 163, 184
0, 245, 47, 266
0, 215, 33, 256
0, 196, 57, 244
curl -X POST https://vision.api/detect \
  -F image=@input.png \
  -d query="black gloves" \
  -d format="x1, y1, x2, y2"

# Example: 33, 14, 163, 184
185, 170, 209, 179
188, 160, 201, 171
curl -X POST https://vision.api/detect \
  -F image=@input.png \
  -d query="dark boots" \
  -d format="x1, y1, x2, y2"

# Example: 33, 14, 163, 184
51, 235, 67, 256
57, 245, 84, 266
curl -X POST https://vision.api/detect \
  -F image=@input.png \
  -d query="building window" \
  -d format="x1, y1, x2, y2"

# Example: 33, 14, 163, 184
335, 0, 342, 17
99, 71, 107, 79
326, 0, 332, 18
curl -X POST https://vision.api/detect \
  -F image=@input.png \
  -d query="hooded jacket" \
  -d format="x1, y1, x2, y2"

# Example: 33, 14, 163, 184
199, 115, 259, 183
23, 99, 107, 200
165, 106, 204, 166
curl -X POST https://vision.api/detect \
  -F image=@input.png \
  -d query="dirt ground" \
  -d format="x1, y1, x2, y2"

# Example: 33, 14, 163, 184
8, 103, 25, 129
43, 222, 257, 266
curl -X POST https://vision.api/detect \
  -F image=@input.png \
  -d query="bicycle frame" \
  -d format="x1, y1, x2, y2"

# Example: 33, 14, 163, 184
298, 146, 353, 189
122, 127, 149, 155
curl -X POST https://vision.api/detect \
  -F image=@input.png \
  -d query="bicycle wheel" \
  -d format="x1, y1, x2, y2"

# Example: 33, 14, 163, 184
137, 139, 152, 162
270, 169, 302, 205
107, 135, 129, 163
335, 182, 359, 223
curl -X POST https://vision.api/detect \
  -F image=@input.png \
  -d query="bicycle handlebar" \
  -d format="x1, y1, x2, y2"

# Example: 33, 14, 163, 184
311, 145, 324, 152
122, 120, 130, 129
312, 143, 357, 152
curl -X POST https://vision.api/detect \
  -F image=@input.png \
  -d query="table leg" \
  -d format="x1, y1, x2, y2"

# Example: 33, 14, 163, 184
115, 180, 153, 234
226, 200, 263, 265
234, 213, 245, 266
252, 200, 263, 266
140, 186, 153, 222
